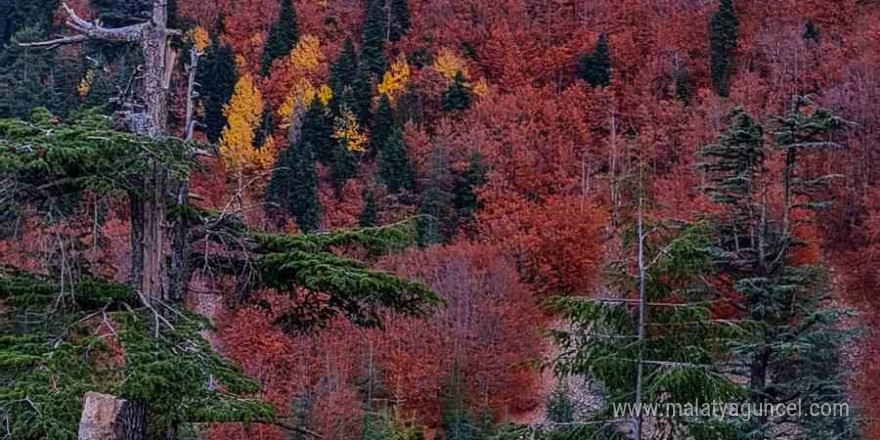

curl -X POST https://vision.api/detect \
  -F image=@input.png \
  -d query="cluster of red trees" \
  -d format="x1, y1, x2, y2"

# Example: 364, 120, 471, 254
173, 0, 880, 435
5, 0, 880, 436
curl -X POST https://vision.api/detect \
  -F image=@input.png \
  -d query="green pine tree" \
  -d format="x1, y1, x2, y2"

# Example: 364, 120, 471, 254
576, 33, 611, 87
709, 0, 739, 97
674, 65, 691, 106
370, 94, 395, 157
330, 37, 359, 98
440, 369, 491, 440
328, 37, 365, 121
452, 151, 486, 226
261, 0, 299, 75
442, 71, 471, 112
299, 101, 334, 164
389, 0, 411, 42
267, 137, 321, 232
0, 112, 441, 440
360, 0, 387, 76
700, 100, 859, 440
804, 19, 820, 42
330, 135, 359, 196
378, 126, 415, 194
0, 27, 58, 118
352, 66, 374, 124
198, 42, 237, 143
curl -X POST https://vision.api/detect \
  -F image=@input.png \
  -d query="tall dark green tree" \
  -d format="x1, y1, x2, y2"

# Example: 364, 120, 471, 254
700, 100, 860, 440
329, 37, 372, 124
442, 71, 472, 112
330, 38, 359, 98
389, 0, 411, 42
197, 42, 237, 143
267, 138, 321, 233
0, 27, 59, 118
378, 126, 415, 194
546, 383, 575, 425
369, 94, 395, 156
352, 67, 374, 124
287, 392, 316, 440
576, 33, 611, 87
709, 0, 739, 97
299, 101, 334, 164
360, 0, 387, 76
0, 0, 59, 48
551, 221, 742, 440
452, 151, 486, 227
329, 138, 359, 196
261, 0, 299, 75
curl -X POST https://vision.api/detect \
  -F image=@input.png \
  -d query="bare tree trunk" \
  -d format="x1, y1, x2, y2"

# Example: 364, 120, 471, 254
184, 48, 201, 141
25, 3, 190, 438
634, 166, 647, 440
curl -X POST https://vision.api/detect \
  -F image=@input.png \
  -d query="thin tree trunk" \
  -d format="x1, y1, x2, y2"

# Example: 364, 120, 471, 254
634, 166, 647, 440
185, 48, 200, 141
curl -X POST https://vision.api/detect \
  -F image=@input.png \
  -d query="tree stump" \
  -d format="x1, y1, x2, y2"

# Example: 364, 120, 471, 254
78, 392, 146, 440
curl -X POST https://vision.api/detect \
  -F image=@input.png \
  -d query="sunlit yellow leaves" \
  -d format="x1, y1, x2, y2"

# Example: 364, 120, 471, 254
472, 78, 489, 97
188, 26, 211, 53
316, 84, 332, 105
377, 53, 410, 100
219, 73, 275, 172
333, 109, 368, 153
434, 48, 468, 81
235, 54, 248, 71
289, 35, 324, 73
77, 70, 95, 97
278, 79, 333, 129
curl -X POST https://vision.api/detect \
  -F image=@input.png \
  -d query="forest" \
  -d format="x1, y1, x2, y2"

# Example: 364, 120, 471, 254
0, 0, 877, 439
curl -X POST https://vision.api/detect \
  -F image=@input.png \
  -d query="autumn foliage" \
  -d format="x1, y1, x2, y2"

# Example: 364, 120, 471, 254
5, 0, 880, 436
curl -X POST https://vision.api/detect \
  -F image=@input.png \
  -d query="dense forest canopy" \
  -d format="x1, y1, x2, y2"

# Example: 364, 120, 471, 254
1, 0, 878, 439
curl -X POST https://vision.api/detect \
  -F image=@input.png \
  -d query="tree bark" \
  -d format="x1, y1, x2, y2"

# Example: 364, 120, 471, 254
78, 392, 146, 440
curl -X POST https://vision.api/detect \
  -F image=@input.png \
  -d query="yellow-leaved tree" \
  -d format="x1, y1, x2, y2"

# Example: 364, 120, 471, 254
434, 48, 469, 81
289, 35, 324, 73
278, 35, 332, 131
219, 73, 275, 172
333, 108, 368, 153
277, 78, 332, 130
377, 53, 410, 100
188, 26, 210, 53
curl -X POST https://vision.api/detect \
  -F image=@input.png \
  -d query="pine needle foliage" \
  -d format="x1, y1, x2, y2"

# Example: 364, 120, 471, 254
700, 98, 859, 440
205, 218, 441, 335
0, 269, 273, 440
1, 111, 440, 438
550, 223, 744, 440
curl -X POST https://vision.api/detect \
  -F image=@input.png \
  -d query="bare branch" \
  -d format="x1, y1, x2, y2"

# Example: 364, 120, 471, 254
18, 34, 87, 49
61, 2, 146, 42
19, 2, 146, 49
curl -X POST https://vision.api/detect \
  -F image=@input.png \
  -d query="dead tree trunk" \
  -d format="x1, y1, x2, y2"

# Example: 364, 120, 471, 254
78, 393, 146, 440
24, 2, 192, 438
24, 1, 179, 308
